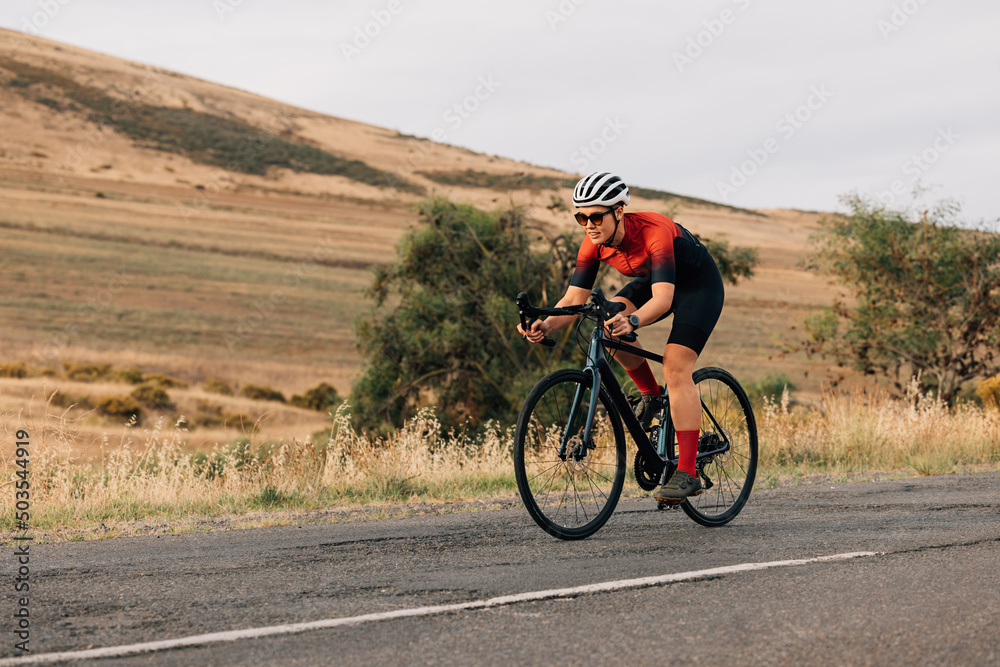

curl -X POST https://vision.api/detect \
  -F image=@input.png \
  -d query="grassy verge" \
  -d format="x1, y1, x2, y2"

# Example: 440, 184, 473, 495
2, 386, 998, 542
0, 406, 518, 540
755, 382, 1000, 485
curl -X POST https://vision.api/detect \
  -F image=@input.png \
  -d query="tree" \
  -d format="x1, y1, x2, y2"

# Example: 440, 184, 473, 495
803, 194, 1000, 403
703, 237, 757, 285
350, 198, 580, 432
352, 197, 759, 432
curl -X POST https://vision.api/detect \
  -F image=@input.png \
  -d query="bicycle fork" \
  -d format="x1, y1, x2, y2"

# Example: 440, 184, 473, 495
558, 338, 604, 461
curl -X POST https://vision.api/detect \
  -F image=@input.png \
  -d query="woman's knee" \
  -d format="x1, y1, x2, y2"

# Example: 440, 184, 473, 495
664, 366, 694, 389
663, 346, 698, 387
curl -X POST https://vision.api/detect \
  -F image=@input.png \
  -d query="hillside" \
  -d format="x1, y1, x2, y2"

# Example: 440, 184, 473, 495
0, 29, 845, 449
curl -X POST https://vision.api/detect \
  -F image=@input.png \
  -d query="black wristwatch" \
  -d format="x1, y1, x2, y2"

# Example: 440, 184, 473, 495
628, 314, 640, 330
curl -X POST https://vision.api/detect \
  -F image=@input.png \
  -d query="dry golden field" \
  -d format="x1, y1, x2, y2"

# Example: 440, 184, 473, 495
0, 28, 848, 456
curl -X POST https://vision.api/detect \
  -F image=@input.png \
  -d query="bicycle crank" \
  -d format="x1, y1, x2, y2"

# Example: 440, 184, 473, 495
633, 450, 661, 491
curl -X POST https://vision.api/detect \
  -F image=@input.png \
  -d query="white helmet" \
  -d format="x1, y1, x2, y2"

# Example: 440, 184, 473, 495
572, 172, 630, 208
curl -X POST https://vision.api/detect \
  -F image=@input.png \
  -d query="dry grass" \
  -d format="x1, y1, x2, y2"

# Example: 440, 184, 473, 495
0, 403, 516, 539
758, 379, 1000, 483
2, 381, 998, 541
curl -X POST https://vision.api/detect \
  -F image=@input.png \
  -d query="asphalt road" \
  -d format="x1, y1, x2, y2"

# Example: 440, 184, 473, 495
3, 472, 999, 666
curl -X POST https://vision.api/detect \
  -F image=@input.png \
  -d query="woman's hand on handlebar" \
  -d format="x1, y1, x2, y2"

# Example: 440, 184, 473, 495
605, 312, 634, 338
518, 318, 549, 344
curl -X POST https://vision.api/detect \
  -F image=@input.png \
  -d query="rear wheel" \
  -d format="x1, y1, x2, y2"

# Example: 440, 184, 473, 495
514, 369, 626, 540
681, 367, 757, 527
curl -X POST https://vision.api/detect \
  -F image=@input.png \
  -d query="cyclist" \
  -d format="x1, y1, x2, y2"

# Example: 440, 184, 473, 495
517, 171, 725, 503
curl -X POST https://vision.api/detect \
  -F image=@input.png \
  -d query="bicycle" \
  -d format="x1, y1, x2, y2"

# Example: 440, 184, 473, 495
514, 288, 758, 540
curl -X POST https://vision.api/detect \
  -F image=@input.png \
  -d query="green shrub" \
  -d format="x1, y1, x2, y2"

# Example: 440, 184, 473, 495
290, 382, 341, 412
417, 169, 569, 191
240, 384, 286, 403
95, 396, 143, 424
977, 375, 1000, 410
48, 391, 92, 410
189, 401, 253, 429
746, 373, 797, 407
64, 363, 112, 382
546, 194, 569, 212
203, 377, 234, 396
224, 412, 254, 430
113, 367, 145, 385
0, 362, 29, 378
36, 96, 62, 110
130, 383, 175, 411
142, 373, 187, 388
191, 400, 223, 427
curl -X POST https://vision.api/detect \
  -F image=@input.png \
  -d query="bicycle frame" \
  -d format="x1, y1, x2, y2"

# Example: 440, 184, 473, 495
516, 289, 732, 481
576, 322, 669, 478
572, 317, 733, 482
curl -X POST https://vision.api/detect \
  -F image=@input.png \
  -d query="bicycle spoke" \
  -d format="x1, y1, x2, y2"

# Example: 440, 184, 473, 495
515, 370, 626, 539
683, 370, 758, 526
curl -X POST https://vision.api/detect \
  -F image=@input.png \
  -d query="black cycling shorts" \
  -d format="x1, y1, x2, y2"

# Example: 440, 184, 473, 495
615, 256, 724, 356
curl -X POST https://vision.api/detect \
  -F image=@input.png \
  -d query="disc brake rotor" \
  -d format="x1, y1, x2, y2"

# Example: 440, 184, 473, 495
699, 430, 731, 467
564, 435, 588, 475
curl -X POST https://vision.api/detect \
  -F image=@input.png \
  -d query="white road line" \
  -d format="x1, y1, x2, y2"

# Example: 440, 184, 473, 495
0, 551, 877, 665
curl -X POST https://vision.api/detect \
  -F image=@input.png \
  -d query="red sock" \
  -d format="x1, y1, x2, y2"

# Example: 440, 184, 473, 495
677, 430, 699, 476
626, 362, 660, 395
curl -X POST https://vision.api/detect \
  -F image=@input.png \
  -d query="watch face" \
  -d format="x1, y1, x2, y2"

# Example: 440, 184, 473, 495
628, 314, 640, 328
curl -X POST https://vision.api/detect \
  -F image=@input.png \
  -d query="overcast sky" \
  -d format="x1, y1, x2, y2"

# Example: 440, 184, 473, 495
3, 0, 998, 223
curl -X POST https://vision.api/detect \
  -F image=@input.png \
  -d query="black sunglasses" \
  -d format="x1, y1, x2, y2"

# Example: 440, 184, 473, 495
574, 207, 618, 227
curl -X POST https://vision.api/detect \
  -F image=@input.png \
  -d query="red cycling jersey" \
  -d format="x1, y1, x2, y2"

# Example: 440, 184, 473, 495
569, 211, 708, 289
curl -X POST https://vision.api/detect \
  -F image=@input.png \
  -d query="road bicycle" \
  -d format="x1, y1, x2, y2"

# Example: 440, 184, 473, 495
514, 289, 758, 540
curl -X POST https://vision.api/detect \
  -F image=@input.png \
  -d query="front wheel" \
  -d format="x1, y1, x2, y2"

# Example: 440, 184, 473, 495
514, 369, 626, 540
681, 367, 758, 527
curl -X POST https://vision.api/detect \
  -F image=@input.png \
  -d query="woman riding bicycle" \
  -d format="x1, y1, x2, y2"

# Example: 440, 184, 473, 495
517, 171, 725, 503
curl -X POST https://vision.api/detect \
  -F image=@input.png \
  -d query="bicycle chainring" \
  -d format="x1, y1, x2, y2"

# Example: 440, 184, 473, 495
633, 450, 661, 491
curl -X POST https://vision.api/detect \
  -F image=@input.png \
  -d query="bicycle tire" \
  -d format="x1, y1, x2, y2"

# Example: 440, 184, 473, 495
514, 369, 626, 540
681, 367, 758, 527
